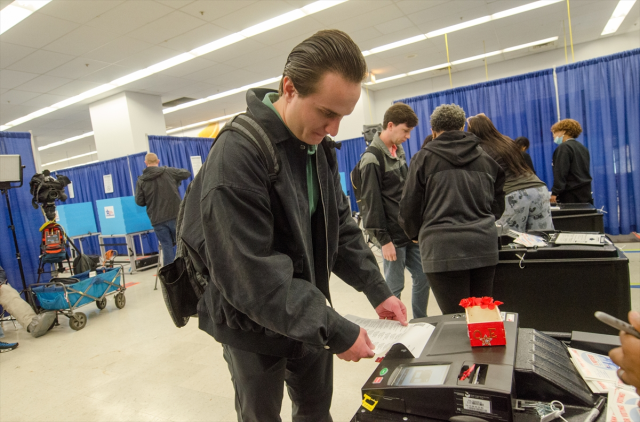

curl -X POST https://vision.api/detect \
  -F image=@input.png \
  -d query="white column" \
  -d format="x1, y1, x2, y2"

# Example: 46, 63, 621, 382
89, 92, 166, 161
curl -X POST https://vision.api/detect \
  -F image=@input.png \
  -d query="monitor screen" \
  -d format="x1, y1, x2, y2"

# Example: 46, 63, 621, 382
392, 364, 450, 387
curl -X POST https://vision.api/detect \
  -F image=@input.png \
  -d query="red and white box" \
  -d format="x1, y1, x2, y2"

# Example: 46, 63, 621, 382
459, 297, 506, 347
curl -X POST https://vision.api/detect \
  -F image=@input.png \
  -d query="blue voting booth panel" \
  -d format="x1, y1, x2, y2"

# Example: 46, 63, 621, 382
55, 202, 98, 237
340, 172, 348, 196
96, 196, 152, 235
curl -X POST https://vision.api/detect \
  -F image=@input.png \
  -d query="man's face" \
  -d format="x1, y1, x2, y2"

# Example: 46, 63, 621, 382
387, 122, 413, 145
280, 72, 361, 145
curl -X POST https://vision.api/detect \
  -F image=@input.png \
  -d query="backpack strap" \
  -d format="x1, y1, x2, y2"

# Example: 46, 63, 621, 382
216, 112, 280, 184
363, 145, 386, 174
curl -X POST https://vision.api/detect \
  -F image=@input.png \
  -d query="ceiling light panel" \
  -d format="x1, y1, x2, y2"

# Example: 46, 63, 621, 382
41, 151, 97, 167
601, 0, 637, 35
166, 112, 243, 134
1, 1, 347, 131
39, 132, 94, 151
0, 0, 52, 35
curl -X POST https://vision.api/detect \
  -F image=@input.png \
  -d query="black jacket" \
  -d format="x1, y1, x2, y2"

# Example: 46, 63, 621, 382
399, 131, 505, 273
135, 166, 191, 225
181, 88, 392, 358
359, 134, 411, 248
552, 139, 592, 197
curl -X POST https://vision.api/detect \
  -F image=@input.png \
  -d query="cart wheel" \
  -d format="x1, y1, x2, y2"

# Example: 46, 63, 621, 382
114, 293, 126, 309
69, 312, 87, 331
96, 298, 107, 310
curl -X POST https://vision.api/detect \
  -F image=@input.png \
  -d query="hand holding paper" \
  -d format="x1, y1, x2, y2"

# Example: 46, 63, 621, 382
375, 295, 408, 326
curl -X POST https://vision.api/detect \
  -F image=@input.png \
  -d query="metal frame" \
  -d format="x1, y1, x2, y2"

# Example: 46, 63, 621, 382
68, 232, 101, 259
98, 230, 156, 273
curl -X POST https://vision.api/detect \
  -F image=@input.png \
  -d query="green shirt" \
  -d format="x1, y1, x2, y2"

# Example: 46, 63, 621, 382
262, 93, 319, 217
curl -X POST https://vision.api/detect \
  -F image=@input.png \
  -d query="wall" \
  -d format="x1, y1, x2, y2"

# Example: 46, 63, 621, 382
371, 30, 640, 122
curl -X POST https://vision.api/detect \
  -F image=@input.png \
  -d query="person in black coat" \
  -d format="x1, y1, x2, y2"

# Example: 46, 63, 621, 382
550, 119, 593, 204
514, 137, 535, 175
399, 104, 505, 315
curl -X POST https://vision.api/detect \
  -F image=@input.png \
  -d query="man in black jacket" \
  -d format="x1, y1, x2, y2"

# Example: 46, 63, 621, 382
359, 103, 430, 319
399, 104, 505, 315
181, 30, 406, 422
550, 119, 593, 204
135, 153, 190, 265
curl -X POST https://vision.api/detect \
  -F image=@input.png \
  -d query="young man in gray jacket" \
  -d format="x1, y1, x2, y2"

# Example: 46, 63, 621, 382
358, 103, 430, 319
135, 153, 190, 265
181, 30, 406, 422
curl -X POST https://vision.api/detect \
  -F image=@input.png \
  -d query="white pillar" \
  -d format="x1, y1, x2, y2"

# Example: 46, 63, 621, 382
89, 91, 166, 161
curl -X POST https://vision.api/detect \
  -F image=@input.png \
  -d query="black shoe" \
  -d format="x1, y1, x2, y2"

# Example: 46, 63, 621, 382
0, 341, 18, 353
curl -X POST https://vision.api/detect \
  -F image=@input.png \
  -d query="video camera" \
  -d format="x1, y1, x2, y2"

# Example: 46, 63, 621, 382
29, 170, 71, 221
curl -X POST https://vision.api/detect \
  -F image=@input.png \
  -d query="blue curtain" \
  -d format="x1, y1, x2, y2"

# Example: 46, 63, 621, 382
148, 135, 213, 196
0, 132, 45, 291
397, 69, 558, 186
52, 156, 157, 256
335, 137, 367, 211
128, 152, 147, 183
556, 49, 640, 235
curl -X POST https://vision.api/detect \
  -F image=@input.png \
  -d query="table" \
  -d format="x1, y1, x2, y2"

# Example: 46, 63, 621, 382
98, 230, 156, 273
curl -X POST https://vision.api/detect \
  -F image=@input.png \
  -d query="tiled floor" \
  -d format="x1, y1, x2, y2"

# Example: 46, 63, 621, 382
1, 244, 638, 422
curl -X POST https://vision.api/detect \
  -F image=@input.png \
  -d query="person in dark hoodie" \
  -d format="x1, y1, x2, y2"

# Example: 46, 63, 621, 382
135, 153, 190, 265
550, 119, 592, 204
399, 104, 505, 315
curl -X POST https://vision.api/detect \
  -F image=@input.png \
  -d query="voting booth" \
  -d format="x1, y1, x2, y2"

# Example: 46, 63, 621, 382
55, 202, 100, 257
550, 203, 605, 233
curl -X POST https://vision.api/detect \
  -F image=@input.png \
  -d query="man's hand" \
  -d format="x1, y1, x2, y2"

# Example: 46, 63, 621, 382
609, 311, 640, 391
550, 195, 557, 204
375, 296, 408, 326
381, 242, 396, 261
337, 327, 375, 362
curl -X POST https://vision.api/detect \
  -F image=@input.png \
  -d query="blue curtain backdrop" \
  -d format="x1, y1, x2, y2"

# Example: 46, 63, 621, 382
335, 137, 367, 211
0, 132, 44, 291
556, 49, 640, 235
127, 152, 147, 183
397, 69, 558, 186
52, 156, 158, 256
148, 135, 213, 196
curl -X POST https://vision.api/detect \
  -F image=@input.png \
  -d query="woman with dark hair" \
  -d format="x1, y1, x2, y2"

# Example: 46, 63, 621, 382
467, 114, 553, 233
514, 136, 535, 174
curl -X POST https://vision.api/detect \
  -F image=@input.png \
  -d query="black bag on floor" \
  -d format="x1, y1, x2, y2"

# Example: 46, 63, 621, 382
73, 254, 98, 274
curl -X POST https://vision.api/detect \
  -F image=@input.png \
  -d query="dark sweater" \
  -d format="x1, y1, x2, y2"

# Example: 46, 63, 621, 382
552, 139, 592, 197
135, 166, 191, 225
399, 131, 505, 273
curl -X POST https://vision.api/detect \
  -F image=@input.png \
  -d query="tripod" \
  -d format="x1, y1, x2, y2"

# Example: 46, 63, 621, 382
1, 185, 32, 307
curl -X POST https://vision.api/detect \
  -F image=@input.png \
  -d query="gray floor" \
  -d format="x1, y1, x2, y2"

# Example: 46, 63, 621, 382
1, 244, 638, 422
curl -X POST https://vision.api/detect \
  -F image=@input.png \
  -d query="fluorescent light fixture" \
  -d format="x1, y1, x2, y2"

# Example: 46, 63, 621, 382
41, 151, 98, 167
601, 0, 637, 35
364, 0, 562, 58
362, 35, 427, 56
39, 132, 94, 151
59, 160, 100, 170
0, 1, 346, 131
163, 76, 282, 114
0, 0, 52, 35
366, 37, 559, 86
166, 112, 242, 134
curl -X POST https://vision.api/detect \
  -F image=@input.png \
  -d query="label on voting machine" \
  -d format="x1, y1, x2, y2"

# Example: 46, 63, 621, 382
344, 315, 435, 358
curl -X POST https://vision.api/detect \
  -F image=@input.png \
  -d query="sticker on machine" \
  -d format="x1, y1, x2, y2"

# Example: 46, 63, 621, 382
105, 206, 115, 219
454, 391, 509, 421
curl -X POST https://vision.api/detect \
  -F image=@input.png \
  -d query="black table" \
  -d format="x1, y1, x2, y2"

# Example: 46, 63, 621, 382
551, 203, 605, 233
494, 243, 630, 335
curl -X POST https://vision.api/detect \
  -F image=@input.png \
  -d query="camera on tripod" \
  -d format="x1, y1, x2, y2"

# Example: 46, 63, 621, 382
29, 170, 71, 221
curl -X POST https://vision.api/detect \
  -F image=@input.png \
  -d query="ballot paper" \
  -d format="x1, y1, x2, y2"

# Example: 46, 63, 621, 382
569, 347, 620, 382
344, 315, 435, 357
587, 379, 636, 394
607, 388, 640, 422
513, 233, 547, 248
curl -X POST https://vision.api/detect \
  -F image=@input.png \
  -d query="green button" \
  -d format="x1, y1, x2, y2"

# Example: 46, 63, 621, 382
380, 368, 388, 376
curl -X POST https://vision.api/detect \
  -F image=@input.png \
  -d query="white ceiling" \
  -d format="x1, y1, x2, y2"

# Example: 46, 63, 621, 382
0, 0, 638, 169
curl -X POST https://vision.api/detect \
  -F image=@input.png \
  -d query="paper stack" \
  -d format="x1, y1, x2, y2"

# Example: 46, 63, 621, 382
606, 388, 640, 422
568, 348, 636, 394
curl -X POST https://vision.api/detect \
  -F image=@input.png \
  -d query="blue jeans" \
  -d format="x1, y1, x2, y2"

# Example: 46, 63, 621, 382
153, 219, 176, 266
383, 242, 430, 319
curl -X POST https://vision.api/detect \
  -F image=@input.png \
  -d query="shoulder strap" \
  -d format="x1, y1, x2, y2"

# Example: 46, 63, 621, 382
364, 145, 386, 174
216, 112, 280, 183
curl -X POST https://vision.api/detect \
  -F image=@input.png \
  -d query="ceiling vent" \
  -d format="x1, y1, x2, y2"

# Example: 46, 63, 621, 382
162, 97, 196, 108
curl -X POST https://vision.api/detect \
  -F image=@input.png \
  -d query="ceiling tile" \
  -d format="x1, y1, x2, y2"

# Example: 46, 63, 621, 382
155, 0, 196, 9
250, 17, 326, 47
0, 104, 40, 125
203, 68, 263, 89
211, 1, 296, 32
0, 89, 41, 105
160, 23, 232, 52
311, 1, 393, 26
127, 10, 207, 45
48, 80, 103, 97
347, 27, 385, 45
0, 43, 37, 69
22, 93, 69, 109
395, 0, 450, 15
42, 25, 119, 56
0, 0, 13, 10
360, 27, 427, 52
84, 0, 175, 35
8, 50, 76, 74
37, 1, 125, 24
0, 69, 39, 90
159, 57, 218, 78
0, 13, 80, 49
76, 64, 135, 84
46, 58, 112, 80
180, 63, 238, 82
221, 46, 284, 69
198, 38, 265, 63
331, 4, 406, 33
115, 45, 183, 70
409, 2, 490, 33
15, 75, 73, 94
242, 55, 286, 76
374, 17, 417, 36
179, 1, 256, 23
83, 37, 154, 64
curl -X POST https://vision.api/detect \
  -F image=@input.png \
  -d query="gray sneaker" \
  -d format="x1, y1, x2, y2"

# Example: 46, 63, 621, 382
27, 312, 56, 338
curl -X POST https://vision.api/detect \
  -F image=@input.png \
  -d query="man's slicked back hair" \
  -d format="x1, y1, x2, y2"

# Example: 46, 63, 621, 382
279, 30, 368, 97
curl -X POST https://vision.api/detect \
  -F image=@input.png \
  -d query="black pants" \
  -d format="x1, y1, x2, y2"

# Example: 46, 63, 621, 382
426, 265, 496, 314
223, 344, 334, 422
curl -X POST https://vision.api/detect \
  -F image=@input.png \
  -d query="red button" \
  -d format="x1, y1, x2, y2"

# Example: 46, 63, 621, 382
373, 377, 383, 384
